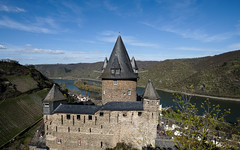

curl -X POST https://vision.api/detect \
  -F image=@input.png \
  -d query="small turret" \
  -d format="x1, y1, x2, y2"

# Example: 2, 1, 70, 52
43, 84, 67, 114
131, 57, 138, 74
102, 57, 108, 73
143, 80, 160, 112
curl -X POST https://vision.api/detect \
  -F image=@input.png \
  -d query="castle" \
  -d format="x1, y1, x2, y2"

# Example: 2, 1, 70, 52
41, 35, 160, 150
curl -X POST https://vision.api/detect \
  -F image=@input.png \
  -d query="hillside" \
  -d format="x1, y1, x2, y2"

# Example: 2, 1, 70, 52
35, 50, 240, 98
138, 50, 240, 98
35, 61, 159, 80
0, 60, 54, 147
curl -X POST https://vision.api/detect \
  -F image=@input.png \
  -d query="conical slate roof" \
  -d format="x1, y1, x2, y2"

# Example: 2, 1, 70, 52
43, 84, 66, 102
102, 57, 108, 73
101, 35, 138, 79
102, 57, 108, 69
143, 80, 160, 100
131, 57, 138, 73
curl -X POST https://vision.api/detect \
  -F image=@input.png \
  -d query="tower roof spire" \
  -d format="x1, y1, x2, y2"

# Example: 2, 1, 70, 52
43, 84, 66, 102
143, 80, 160, 100
101, 35, 138, 79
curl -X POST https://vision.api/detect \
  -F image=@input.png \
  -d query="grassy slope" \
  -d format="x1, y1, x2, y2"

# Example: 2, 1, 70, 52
0, 61, 53, 147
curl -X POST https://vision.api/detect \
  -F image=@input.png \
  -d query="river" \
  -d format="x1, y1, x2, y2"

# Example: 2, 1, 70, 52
53, 79, 240, 123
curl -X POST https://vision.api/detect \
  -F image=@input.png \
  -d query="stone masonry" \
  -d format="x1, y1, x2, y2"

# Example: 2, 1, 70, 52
102, 80, 137, 104
42, 35, 160, 150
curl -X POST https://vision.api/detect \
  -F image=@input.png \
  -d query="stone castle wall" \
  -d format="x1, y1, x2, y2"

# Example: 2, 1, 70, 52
44, 108, 158, 150
102, 80, 137, 104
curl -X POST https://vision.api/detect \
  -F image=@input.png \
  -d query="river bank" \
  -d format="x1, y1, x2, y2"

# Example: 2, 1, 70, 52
157, 88, 240, 102
136, 85, 240, 102
53, 78, 240, 123
52, 78, 240, 102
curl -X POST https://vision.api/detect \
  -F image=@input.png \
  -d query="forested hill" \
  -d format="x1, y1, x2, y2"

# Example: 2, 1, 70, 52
0, 60, 54, 147
35, 50, 240, 98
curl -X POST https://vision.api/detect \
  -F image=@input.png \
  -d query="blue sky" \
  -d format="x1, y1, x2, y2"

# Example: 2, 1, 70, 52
0, 0, 240, 64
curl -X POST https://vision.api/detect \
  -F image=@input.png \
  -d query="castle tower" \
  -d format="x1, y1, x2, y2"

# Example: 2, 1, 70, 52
42, 84, 67, 114
143, 80, 160, 111
101, 35, 138, 104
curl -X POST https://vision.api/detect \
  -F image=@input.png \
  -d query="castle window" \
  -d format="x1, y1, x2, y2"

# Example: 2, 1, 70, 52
100, 112, 104, 116
44, 103, 49, 108
73, 116, 75, 125
77, 115, 80, 120
111, 69, 115, 74
61, 115, 63, 125
78, 139, 81, 146
101, 141, 103, 148
46, 115, 48, 120
113, 80, 117, 85
84, 116, 85, 123
116, 69, 120, 74
90, 128, 91, 133
68, 127, 70, 132
56, 138, 62, 144
88, 115, 92, 120
128, 90, 131, 96
56, 126, 57, 132
66, 114, 70, 120
47, 125, 48, 131
138, 112, 142, 116
123, 113, 127, 117
78, 128, 80, 132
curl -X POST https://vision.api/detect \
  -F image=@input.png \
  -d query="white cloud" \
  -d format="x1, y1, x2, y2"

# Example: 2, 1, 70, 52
98, 31, 159, 48
228, 43, 240, 50
0, 17, 53, 33
0, 5, 26, 12
0, 44, 7, 49
25, 44, 32, 47
142, 22, 234, 42
24, 48, 65, 54
104, 1, 118, 11
176, 47, 218, 52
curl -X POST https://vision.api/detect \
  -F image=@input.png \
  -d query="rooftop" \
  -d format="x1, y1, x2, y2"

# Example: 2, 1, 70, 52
52, 101, 144, 114
143, 80, 160, 100
101, 35, 138, 80
43, 84, 66, 102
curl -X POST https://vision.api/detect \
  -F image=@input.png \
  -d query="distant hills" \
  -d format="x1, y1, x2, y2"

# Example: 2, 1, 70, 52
0, 60, 54, 147
35, 50, 240, 98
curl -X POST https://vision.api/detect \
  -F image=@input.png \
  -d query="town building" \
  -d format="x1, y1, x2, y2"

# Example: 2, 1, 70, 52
40, 35, 160, 150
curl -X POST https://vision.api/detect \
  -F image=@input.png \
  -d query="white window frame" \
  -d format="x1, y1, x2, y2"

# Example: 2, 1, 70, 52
128, 90, 131, 96
57, 138, 62, 144
113, 80, 117, 85
44, 103, 49, 108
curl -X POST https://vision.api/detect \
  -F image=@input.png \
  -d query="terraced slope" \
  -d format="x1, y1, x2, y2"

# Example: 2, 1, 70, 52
0, 60, 53, 147
0, 89, 48, 146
